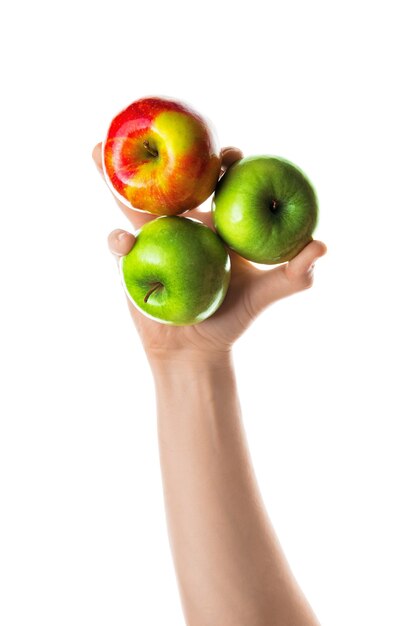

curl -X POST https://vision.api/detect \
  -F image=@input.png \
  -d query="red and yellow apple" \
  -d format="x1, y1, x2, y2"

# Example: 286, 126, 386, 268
103, 96, 221, 215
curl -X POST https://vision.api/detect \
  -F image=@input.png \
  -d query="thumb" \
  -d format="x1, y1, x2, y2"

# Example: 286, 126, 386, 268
108, 229, 136, 266
248, 240, 327, 315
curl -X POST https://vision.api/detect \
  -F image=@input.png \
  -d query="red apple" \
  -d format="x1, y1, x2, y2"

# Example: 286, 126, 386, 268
102, 96, 221, 215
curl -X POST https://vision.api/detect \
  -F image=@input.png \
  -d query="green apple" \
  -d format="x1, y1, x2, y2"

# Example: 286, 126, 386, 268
120, 216, 231, 325
212, 155, 318, 264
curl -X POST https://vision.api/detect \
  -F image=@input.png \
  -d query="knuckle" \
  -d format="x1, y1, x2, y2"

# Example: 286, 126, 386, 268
300, 270, 314, 290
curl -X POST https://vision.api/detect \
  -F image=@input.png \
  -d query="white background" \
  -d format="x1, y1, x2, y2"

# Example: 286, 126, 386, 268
1, 1, 417, 624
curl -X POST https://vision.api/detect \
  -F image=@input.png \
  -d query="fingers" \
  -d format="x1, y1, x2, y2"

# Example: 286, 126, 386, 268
247, 240, 327, 316
185, 210, 214, 230
188, 146, 243, 226
285, 240, 328, 281
93, 143, 243, 176
220, 146, 244, 176
108, 229, 136, 261
94, 142, 243, 234
92, 142, 104, 177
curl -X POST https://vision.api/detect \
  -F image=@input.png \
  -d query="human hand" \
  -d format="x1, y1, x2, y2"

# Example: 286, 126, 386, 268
92, 143, 327, 364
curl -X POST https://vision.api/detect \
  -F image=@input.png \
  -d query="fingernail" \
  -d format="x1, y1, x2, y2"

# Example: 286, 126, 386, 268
117, 230, 127, 241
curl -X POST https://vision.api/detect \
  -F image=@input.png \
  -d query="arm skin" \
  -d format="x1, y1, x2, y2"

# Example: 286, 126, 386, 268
149, 350, 321, 626
92, 142, 327, 626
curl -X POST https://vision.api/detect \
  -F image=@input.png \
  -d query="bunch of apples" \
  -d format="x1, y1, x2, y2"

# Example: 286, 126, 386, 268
103, 96, 318, 325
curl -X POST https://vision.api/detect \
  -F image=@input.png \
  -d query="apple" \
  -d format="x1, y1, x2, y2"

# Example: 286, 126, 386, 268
212, 155, 318, 264
120, 216, 231, 325
103, 96, 221, 216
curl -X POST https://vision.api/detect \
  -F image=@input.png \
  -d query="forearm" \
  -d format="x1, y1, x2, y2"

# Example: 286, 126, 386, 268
149, 349, 320, 626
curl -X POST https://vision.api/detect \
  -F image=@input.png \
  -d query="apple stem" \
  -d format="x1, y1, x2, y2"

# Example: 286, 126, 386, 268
270, 199, 282, 214
143, 140, 158, 158
144, 282, 163, 303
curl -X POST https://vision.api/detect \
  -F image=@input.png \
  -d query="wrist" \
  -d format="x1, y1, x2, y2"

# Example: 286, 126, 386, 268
148, 347, 239, 432
147, 347, 233, 378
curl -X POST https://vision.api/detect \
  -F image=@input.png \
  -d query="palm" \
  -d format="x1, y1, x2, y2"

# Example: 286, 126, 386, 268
93, 143, 326, 356
125, 237, 259, 354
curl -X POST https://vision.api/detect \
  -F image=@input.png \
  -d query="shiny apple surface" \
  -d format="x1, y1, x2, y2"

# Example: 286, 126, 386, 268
103, 97, 221, 215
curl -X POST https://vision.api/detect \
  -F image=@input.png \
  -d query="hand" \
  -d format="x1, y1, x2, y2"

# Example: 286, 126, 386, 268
92, 143, 327, 363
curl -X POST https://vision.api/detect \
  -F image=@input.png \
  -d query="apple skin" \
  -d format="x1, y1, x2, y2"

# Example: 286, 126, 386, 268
212, 156, 318, 264
103, 96, 221, 216
120, 216, 231, 326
